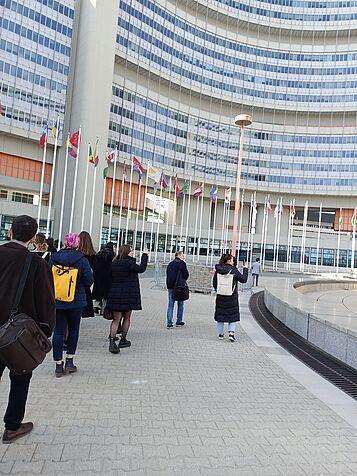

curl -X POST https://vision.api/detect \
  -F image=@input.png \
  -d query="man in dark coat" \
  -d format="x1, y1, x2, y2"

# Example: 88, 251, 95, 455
213, 253, 248, 342
166, 251, 189, 329
0, 215, 56, 443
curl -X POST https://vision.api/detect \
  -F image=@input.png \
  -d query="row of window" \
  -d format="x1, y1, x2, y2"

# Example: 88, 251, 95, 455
1, 60, 67, 93
35, 0, 74, 19
1, 83, 65, 114
225, 0, 357, 7
0, 18, 71, 57
1, 0, 73, 38
1, 38, 69, 77
121, 0, 356, 63
1, 104, 60, 130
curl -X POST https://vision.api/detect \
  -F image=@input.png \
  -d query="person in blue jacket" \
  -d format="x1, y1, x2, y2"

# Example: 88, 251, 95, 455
49, 233, 93, 377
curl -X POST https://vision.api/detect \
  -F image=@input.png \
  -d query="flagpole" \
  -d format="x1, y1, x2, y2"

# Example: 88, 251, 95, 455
58, 133, 69, 249
237, 189, 245, 261
45, 116, 59, 238
108, 147, 118, 238
69, 127, 81, 233
286, 202, 292, 271
220, 201, 226, 255
180, 192, 186, 252
273, 202, 279, 271
247, 195, 253, 266
184, 179, 192, 255
89, 165, 97, 235
275, 197, 282, 271
336, 208, 342, 275
149, 188, 157, 262
170, 191, 177, 261
315, 202, 322, 274
210, 197, 218, 266
197, 185, 205, 261
133, 177, 142, 254
206, 197, 213, 265
192, 191, 200, 263
117, 162, 126, 251
351, 207, 357, 271
259, 197, 267, 265
224, 202, 230, 253
154, 181, 164, 263
163, 176, 172, 262
288, 199, 295, 271
98, 174, 106, 249
37, 129, 48, 227
300, 201, 308, 272
262, 199, 269, 270
125, 158, 134, 243
140, 164, 150, 255
81, 144, 90, 231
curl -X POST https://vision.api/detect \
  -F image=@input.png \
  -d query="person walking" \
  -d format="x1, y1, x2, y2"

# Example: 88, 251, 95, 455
166, 251, 189, 329
0, 215, 55, 443
50, 233, 93, 377
106, 245, 148, 353
78, 231, 96, 318
32, 233, 50, 262
251, 257, 261, 287
92, 242, 115, 314
213, 253, 248, 342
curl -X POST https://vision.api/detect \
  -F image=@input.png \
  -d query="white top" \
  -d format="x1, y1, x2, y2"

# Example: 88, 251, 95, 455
251, 262, 261, 274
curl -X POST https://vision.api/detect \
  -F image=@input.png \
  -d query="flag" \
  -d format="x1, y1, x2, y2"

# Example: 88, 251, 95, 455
52, 117, 60, 138
174, 175, 182, 197
39, 124, 48, 148
67, 138, 77, 158
339, 208, 343, 226
0, 102, 4, 116
351, 209, 356, 227
148, 165, 161, 183
274, 202, 279, 219
106, 149, 116, 163
103, 166, 109, 179
161, 173, 169, 191
251, 192, 257, 231
193, 183, 203, 197
132, 155, 144, 183
88, 143, 94, 164
210, 186, 218, 203
69, 130, 79, 148
180, 180, 189, 197
163, 177, 171, 193
266, 197, 272, 215
123, 160, 127, 180
224, 187, 231, 208
279, 200, 283, 216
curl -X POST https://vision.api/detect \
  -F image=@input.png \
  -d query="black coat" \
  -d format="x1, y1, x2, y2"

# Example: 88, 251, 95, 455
82, 254, 96, 318
166, 258, 189, 289
213, 264, 248, 323
92, 248, 114, 300
106, 254, 148, 311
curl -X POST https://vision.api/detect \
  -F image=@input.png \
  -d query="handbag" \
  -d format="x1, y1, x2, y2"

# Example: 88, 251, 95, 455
172, 267, 189, 302
216, 271, 235, 296
0, 253, 52, 375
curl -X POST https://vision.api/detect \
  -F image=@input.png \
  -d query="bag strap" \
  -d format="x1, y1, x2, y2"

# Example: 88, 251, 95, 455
10, 252, 33, 320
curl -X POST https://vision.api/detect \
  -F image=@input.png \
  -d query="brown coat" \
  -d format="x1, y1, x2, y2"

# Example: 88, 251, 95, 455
0, 242, 56, 337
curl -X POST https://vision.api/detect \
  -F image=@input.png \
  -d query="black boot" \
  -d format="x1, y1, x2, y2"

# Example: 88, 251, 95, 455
64, 357, 77, 373
109, 337, 120, 354
119, 337, 131, 348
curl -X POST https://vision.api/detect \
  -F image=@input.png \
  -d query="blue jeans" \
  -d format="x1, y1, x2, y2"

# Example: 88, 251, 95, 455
216, 322, 236, 334
167, 289, 184, 325
53, 308, 82, 361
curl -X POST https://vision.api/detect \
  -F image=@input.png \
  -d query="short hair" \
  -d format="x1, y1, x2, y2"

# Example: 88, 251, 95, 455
11, 215, 37, 242
175, 251, 184, 258
256, 257, 260, 262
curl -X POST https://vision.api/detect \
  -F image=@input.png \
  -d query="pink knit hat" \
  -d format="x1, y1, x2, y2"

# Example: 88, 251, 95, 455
64, 233, 80, 249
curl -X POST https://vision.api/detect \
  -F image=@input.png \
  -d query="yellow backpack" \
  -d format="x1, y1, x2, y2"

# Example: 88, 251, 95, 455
52, 263, 79, 302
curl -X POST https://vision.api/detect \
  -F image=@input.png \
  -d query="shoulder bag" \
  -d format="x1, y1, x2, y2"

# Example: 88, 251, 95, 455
0, 253, 52, 375
172, 266, 189, 302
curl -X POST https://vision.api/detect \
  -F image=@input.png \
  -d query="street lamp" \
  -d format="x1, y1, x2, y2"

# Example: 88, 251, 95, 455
232, 114, 252, 258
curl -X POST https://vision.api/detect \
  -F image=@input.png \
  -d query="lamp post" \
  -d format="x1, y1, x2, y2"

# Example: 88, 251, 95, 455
232, 114, 252, 258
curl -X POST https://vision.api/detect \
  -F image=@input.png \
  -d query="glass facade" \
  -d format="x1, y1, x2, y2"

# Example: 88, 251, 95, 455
113, 0, 357, 194
0, 0, 75, 138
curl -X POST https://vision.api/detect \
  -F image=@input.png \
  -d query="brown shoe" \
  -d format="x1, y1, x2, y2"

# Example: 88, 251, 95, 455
2, 422, 33, 444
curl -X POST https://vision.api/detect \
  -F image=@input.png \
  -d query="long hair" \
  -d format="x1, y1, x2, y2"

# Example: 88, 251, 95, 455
79, 231, 96, 256
34, 233, 48, 252
116, 244, 132, 260
219, 253, 233, 266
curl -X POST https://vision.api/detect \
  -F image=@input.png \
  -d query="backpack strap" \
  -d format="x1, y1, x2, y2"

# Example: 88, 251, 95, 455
10, 252, 33, 320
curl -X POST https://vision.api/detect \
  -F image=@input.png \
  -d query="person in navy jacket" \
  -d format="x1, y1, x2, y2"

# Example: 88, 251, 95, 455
166, 251, 189, 329
49, 233, 93, 377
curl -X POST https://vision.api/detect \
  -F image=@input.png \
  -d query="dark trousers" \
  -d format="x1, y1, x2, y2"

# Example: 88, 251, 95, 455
0, 363, 32, 431
53, 308, 82, 361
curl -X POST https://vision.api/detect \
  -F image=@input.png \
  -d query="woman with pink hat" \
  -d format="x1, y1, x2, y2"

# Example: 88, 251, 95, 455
49, 233, 93, 377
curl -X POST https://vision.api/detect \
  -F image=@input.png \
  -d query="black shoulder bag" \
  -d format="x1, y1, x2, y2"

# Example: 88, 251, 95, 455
172, 265, 189, 302
0, 253, 52, 375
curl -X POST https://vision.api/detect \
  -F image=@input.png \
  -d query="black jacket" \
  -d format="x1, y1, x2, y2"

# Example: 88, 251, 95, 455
106, 254, 148, 311
166, 258, 189, 290
0, 242, 56, 337
213, 264, 248, 323
92, 248, 115, 300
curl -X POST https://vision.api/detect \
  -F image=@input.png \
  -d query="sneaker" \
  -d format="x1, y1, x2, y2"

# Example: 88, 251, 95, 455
119, 338, 131, 348
167, 324, 173, 329
64, 358, 77, 373
55, 362, 64, 378
176, 322, 185, 327
228, 333, 236, 342
218, 334, 224, 340
2, 422, 33, 444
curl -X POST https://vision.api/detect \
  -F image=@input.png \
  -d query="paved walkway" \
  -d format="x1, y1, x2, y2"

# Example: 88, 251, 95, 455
2, 276, 357, 475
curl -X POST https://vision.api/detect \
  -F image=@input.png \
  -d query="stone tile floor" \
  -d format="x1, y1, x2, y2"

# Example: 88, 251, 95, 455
1, 277, 357, 475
